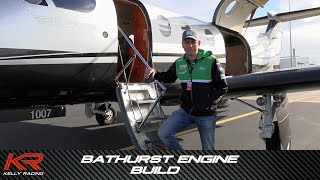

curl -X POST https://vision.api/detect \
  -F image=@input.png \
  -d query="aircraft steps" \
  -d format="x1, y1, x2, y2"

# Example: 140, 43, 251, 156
116, 82, 167, 150
115, 27, 168, 150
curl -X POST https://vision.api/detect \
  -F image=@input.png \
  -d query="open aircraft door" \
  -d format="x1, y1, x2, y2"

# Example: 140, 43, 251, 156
213, 0, 268, 33
212, 0, 268, 76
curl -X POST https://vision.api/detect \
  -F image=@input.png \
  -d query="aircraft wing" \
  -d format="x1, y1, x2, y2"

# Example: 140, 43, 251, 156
163, 66, 320, 100
225, 66, 320, 98
161, 65, 320, 150
244, 7, 320, 28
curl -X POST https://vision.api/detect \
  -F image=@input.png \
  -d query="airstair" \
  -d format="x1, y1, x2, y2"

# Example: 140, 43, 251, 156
115, 27, 167, 150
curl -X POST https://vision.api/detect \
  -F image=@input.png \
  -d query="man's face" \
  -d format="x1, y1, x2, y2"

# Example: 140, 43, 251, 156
182, 38, 200, 57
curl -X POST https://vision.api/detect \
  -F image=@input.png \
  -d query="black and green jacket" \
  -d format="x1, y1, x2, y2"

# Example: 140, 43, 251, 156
154, 49, 228, 116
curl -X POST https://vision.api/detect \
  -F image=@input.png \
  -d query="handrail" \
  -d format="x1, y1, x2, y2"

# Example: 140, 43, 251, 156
117, 27, 166, 91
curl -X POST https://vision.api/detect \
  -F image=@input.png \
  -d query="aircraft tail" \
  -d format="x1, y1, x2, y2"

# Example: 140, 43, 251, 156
246, 7, 320, 72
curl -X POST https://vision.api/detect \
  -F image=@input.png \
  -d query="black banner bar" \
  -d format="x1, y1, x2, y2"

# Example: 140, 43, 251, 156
1, 150, 320, 180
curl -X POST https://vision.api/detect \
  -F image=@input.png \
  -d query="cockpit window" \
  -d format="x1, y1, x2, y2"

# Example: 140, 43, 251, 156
52, 0, 96, 13
25, 0, 48, 6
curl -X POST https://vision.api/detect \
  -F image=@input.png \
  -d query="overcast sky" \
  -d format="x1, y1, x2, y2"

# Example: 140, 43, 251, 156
144, 0, 320, 65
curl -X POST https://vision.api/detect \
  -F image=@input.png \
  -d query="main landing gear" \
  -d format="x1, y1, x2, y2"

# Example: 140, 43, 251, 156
231, 93, 292, 150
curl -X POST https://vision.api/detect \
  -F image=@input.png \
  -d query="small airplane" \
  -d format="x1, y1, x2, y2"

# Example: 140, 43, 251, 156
1, 0, 320, 150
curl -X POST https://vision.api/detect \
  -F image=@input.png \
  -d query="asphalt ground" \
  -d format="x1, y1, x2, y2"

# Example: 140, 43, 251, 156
1, 90, 320, 150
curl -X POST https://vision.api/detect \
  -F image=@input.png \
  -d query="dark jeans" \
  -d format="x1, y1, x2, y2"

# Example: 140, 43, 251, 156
158, 108, 217, 150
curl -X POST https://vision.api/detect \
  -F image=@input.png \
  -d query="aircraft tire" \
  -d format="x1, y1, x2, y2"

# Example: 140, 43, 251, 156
265, 122, 281, 150
96, 104, 117, 126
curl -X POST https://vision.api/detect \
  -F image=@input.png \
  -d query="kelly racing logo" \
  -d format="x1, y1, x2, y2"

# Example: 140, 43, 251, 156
2, 153, 45, 176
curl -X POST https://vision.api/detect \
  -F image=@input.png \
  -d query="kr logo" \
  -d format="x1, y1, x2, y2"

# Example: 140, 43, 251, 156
3, 153, 44, 171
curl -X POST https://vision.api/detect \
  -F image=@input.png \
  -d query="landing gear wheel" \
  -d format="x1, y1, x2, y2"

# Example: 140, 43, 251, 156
95, 104, 117, 126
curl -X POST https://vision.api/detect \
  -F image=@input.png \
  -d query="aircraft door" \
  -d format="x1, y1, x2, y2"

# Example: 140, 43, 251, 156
131, 6, 149, 82
213, 0, 268, 33
212, 0, 268, 76
114, 0, 152, 83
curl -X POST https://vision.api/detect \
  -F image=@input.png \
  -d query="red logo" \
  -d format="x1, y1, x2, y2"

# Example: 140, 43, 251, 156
4, 153, 44, 171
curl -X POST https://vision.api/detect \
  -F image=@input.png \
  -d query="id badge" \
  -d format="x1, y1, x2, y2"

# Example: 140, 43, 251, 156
187, 82, 192, 91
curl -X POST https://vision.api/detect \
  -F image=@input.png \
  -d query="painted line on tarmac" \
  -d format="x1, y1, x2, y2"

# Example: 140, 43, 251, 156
216, 111, 259, 125
86, 123, 125, 130
118, 95, 316, 150
239, 97, 257, 100
288, 96, 317, 103
297, 100, 320, 103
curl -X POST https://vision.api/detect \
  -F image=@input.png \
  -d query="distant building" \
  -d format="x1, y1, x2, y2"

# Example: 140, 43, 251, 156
280, 56, 313, 68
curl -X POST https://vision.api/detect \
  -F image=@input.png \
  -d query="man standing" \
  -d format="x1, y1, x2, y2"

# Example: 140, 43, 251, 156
144, 30, 228, 150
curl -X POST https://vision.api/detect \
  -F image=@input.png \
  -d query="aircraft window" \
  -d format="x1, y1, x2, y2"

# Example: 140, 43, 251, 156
52, 0, 96, 13
25, 0, 48, 6
157, 15, 171, 37
205, 29, 215, 46
225, 0, 237, 15
181, 22, 191, 31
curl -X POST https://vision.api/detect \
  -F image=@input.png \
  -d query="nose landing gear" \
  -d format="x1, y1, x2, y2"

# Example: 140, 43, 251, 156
85, 103, 117, 126
95, 103, 117, 126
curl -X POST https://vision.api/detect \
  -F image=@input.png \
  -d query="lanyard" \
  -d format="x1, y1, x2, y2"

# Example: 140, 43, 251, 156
187, 59, 197, 74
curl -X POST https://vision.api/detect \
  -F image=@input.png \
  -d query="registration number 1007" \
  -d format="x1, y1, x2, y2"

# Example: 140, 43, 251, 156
26, 106, 65, 120
30, 109, 52, 120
